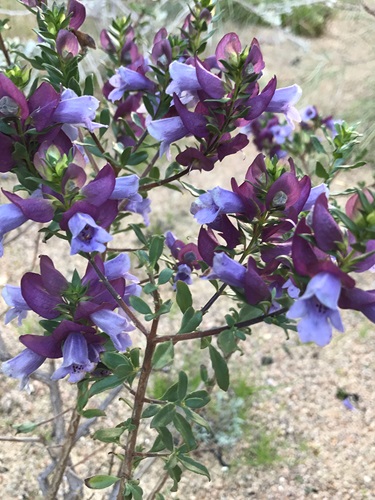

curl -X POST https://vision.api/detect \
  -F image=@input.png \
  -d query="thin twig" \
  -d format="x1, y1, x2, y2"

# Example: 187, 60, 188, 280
146, 470, 169, 500
88, 255, 149, 337
131, 129, 148, 153
123, 383, 166, 405
106, 247, 144, 252
141, 167, 190, 191
200, 283, 228, 315
46, 408, 81, 500
140, 151, 159, 179
133, 452, 169, 457
154, 307, 289, 344
0, 436, 44, 443
72, 443, 109, 468
0, 31, 11, 66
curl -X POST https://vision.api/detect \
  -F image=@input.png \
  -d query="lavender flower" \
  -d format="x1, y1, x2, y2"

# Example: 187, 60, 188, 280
286, 272, 344, 346
300, 105, 317, 122
190, 187, 246, 224
204, 253, 246, 288
2, 285, 30, 325
2, 349, 46, 391
68, 212, 112, 254
53, 89, 104, 133
90, 309, 134, 352
0, 204, 28, 257
147, 116, 188, 159
51, 332, 95, 383
108, 67, 155, 102
266, 84, 302, 128
174, 264, 193, 286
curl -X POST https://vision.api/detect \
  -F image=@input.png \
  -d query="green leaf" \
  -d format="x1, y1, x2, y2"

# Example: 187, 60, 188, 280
125, 481, 143, 500
158, 268, 174, 285
88, 375, 124, 398
93, 427, 125, 443
142, 404, 160, 418
129, 224, 147, 245
144, 299, 172, 321
85, 475, 119, 489
178, 454, 210, 479
149, 235, 165, 268
143, 282, 158, 294
184, 390, 210, 409
150, 403, 175, 429
165, 464, 182, 492
218, 328, 239, 356
101, 351, 129, 370
83, 74, 94, 95
178, 371, 188, 401
13, 421, 38, 434
176, 280, 192, 313
310, 135, 326, 154
152, 341, 174, 370
127, 151, 148, 166
208, 345, 229, 391
160, 382, 179, 402
315, 161, 329, 180
178, 307, 202, 334
76, 379, 90, 413
156, 426, 174, 451
173, 413, 197, 451
237, 304, 263, 323
81, 409, 106, 418
183, 408, 211, 431
129, 295, 152, 315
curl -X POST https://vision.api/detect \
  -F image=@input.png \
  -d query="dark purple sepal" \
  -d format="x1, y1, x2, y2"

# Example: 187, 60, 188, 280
244, 257, 271, 305
198, 227, 219, 266
0, 74, 29, 121
292, 219, 319, 276
60, 201, 97, 231
209, 214, 241, 249
244, 76, 277, 121
266, 172, 302, 210
177, 243, 202, 269
0, 133, 15, 172
173, 94, 209, 138
56, 29, 79, 58
39, 255, 69, 295
215, 33, 241, 70
61, 163, 87, 194
67, 0, 86, 29
176, 148, 215, 171
217, 133, 249, 161
2, 190, 54, 222
21, 273, 62, 319
195, 57, 225, 99
20, 320, 99, 358
244, 38, 265, 75
81, 164, 116, 206
312, 193, 343, 252
339, 287, 375, 322
28, 82, 60, 131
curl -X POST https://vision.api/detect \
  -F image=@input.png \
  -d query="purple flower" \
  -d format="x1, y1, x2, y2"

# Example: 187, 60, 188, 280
108, 67, 155, 102
266, 84, 302, 127
204, 253, 246, 288
68, 212, 112, 254
2, 285, 30, 325
302, 183, 329, 211
342, 397, 355, 411
0, 204, 28, 257
174, 264, 193, 286
104, 253, 139, 283
166, 61, 201, 103
51, 332, 95, 383
2, 348, 46, 391
286, 272, 344, 346
53, 89, 104, 133
90, 309, 134, 352
147, 116, 188, 159
56, 29, 80, 59
269, 123, 293, 145
190, 187, 246, 224
67, 0, 86, 30
300, 105, 317, 122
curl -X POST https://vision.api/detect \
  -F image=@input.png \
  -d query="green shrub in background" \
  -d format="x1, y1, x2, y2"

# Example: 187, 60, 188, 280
281, 4, 334, 37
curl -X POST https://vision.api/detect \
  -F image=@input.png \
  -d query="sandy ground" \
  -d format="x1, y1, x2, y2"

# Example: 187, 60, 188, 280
1, 3, 375, 499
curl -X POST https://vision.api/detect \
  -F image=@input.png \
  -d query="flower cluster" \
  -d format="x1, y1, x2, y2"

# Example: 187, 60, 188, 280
2, 253, 139, 388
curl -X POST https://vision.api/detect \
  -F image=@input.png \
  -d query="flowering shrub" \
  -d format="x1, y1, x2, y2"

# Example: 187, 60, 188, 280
0, 0, 374, 497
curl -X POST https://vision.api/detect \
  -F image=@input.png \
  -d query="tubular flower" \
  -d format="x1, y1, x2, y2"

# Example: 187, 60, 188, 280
287, 272, 344, 346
